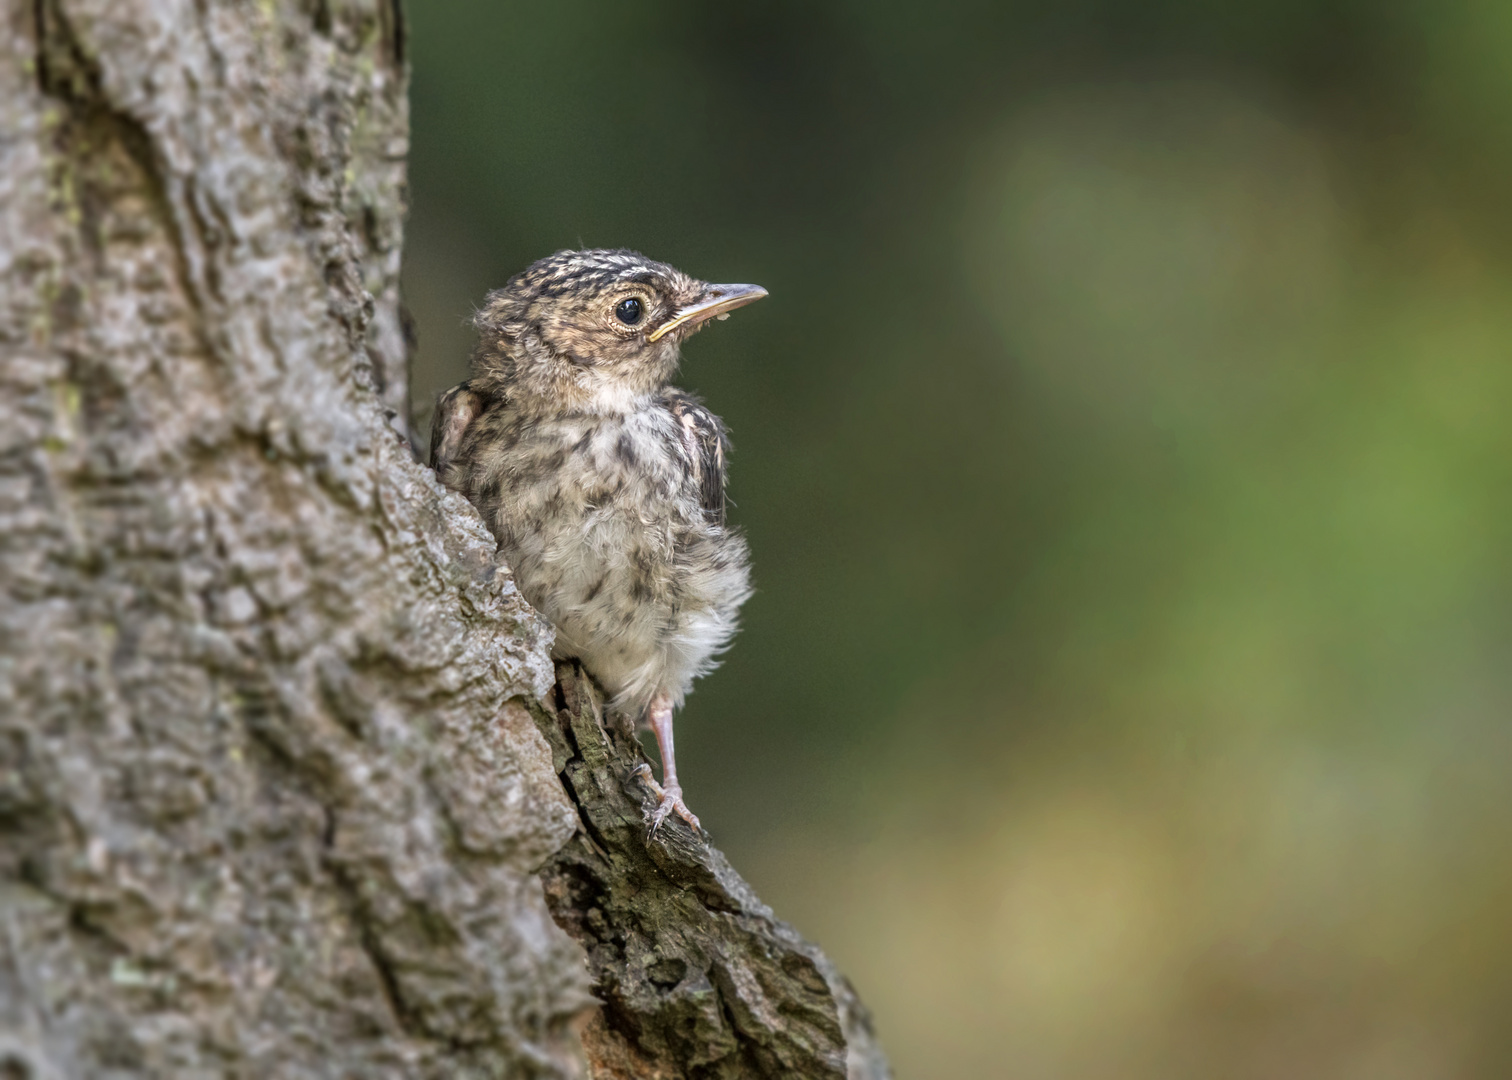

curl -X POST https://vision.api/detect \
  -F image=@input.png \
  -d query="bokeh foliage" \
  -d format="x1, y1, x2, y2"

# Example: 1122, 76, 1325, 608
404, 2, 1512, 1075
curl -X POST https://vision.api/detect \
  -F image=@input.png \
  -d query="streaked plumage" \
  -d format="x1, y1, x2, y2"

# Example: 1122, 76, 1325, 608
431, 249, 765, 832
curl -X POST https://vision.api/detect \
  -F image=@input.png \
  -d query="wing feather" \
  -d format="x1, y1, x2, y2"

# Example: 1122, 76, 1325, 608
664, 391, 730, 526
429, 380, 486, 483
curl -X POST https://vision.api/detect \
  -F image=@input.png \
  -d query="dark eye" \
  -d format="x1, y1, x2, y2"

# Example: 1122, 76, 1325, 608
615, 298, 643, 325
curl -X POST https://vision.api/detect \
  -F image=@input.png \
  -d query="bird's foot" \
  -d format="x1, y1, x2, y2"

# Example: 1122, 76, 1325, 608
633, 763, 702, 837
650, 785, 701, 835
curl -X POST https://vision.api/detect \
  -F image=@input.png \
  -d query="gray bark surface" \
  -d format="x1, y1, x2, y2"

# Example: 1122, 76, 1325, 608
0, 1, 889, 1077
540, 664, 888, 1080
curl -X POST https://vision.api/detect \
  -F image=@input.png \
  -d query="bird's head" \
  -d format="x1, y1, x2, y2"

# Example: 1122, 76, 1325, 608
470, 249, 766, 414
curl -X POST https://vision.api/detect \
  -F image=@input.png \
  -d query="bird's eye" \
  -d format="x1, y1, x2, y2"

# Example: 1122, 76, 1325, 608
615, 298, 643, 326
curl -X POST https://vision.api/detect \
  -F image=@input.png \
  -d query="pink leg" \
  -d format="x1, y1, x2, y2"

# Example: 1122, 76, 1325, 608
641, 690, 701, 833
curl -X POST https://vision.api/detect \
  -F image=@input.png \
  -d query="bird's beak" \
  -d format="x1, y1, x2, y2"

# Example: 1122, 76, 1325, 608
648, 283, 768, 342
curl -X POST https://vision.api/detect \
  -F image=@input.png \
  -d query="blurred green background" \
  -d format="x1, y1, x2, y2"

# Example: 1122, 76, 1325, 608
402, 2, 1512, 1076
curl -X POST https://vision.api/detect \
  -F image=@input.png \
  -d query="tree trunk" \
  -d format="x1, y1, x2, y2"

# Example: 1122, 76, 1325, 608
0, 2, 888, 1077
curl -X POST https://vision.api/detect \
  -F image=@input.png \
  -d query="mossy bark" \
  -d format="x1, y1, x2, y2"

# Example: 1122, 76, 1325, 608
0, 1, 887, 1076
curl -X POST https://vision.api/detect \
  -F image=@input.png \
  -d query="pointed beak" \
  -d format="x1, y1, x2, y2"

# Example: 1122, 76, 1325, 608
647, 283, 768, 342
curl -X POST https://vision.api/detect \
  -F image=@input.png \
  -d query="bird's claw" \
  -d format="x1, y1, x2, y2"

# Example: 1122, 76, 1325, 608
633, 764, 701, 838
631, 762, 662, 797
648, 786, 701, 837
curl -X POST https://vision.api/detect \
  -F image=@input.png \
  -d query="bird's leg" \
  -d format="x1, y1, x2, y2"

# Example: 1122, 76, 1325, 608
643, 691, 701, 834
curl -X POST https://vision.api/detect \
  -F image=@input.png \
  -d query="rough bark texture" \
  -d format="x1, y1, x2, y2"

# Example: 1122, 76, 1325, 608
540, 663, 889, 1080
0, 1, 888, 1077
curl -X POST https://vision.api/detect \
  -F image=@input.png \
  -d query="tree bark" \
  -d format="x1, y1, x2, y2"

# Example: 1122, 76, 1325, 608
541, 664, 889, 1080
0, 2, 887, 1078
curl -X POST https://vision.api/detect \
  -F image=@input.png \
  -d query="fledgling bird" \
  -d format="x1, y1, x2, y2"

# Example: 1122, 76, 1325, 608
429, 249, 765, 833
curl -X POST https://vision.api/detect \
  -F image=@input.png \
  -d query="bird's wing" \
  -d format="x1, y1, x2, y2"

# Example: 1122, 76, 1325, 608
665, 392, 730, 526
429, 380, 486, 481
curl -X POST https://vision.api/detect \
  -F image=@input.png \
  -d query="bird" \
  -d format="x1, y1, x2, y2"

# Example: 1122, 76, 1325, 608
429, 249, 765, 834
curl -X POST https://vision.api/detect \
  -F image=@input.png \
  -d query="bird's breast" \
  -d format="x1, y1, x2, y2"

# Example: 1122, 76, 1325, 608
465, 404, 750, 705
483, 410, 714, 585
